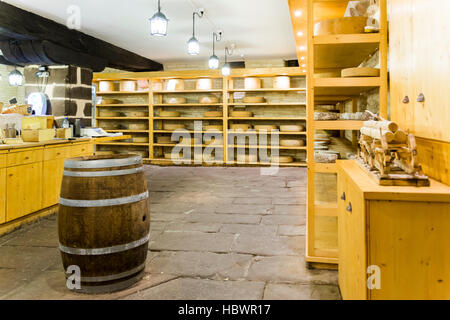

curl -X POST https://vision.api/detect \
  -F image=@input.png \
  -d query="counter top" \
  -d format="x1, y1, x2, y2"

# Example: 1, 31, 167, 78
337, 160, 450, 202
0, 135, 131, 151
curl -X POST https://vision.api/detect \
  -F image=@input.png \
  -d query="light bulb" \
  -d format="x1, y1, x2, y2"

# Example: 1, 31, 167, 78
150, 11, 168, 36
187, 37, 200, 55
221, 63, 231, 76
8, 69, 23, 86
297, 31, 304, 37
294, 10, 302, 17
208, 54, 219, 69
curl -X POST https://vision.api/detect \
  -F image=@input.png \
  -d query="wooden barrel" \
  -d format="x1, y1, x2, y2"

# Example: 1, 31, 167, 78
58, 154, 150, 294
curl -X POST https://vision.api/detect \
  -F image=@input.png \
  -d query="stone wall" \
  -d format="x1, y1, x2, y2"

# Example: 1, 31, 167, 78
24, 65, 93, 126
0, 65, 26, 107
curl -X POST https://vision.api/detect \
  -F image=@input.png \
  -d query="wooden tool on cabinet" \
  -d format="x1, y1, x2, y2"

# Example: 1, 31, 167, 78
357, 111, 429, 186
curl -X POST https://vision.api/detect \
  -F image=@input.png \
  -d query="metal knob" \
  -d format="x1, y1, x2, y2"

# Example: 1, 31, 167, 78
417, 93, 425, 102
346, 203, 352, 213
402, 96, 409, 103
340, 192, 346, 200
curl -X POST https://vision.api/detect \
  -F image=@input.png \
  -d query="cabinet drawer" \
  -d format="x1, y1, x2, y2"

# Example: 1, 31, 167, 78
44, 145, 69, 161
7, 148, 43, 167
70, 143, 93, 157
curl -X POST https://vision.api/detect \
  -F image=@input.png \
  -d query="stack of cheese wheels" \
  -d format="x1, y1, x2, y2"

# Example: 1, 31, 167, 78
244, 77, 261, 89
254, 125, 278, 131
205, 125, 222, 131
163, 123, 186, 130
179, 137, 200, 145
120, 80, 137, 92
132, 136, 149, 143
242, 96, 266, 103
127, 111, 148, 117
199, 96, 219, 104
237, 154, 258, 163
203, 111, 222, 117
99, 110, 121, 117
164, 97, 187, 104
271, 155, 294, 163
165, 78, 184, 91
314, 16, 367, 36
196, 78, 212, 90
159, 110, 180, 117
341, 67, 380, 78
230, 110, 253, 117
280, 139, 305, 147
98, 81, 115, 92
152, 81, 163, 91
230, 124, 251, 131
128, 123, 147, 130
156, 136, 172, 144
280, 124, 304, 132
273, 76, 290, 89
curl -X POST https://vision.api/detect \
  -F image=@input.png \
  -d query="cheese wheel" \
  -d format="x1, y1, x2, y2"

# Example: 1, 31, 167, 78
280, 125, 304, 132
179, 137, 201, 145
244, 77, 261, 89
132, 136, 149, 143
254, 125, 278, 131
98, 81, 115, 92
157, 136, 172, 144
271, 156, 294, 163
127, 111, 148, 117
280, 139, 305, 147
196, 78, 212, 90
230, 111, 253, 118
314, 71, 341, 78
230, 124, 251, 131
163, 123, 186, 130
164, 97, 187, 104
128, 123, 147, 130
203, 111, 222, 117
204, 125, 223, 131
242, 96, 266, 103
273, 76, 290, 89
98, 98, 121, 105
165, 79, 184, 91
159, 110, 180, 117
99, 110, 121, 117
237, 154, 258, 163
120, 80, 137, 92
199, 96, 219, 104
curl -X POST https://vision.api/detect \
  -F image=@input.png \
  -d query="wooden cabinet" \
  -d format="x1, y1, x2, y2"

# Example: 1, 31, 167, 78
338, 160, 450, 299
390, 0, 450, 142
6, 162, 43, 222
42, 146, 69, 208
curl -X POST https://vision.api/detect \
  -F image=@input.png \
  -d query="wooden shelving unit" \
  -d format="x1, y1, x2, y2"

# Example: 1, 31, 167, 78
93, 67, 307, 167
288, 0, 388, 266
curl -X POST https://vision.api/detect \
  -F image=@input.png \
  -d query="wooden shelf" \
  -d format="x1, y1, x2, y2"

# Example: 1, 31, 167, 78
97, 117, 149, 120
227, 160, 307, 167
97, 91, 148, 95
97, 104, 149, 107
228, 88, 306, 92
105, 130, 149, 133
314, 120, 364, 130
153, 103, 223, 107
154, 144, 223, 148
153, 89, 223, 93
96, 142, 148, 146
229, 145, 307, 150
228, 117, 307, 120
314, 34, 380, 69
314, 77, 380, 96
153, 117, 223, 120
154, 130, 214, 134
229, 102, 306, 106
228, 131, 307, 135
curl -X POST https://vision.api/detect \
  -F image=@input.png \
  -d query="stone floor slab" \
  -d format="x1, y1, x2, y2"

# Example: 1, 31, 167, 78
263, 283, 341, 300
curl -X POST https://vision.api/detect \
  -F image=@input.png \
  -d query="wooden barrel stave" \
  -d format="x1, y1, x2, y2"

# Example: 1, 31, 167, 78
58, 154, 150, 294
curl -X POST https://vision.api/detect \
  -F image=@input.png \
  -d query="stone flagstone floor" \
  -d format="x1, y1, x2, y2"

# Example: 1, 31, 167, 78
0, 166, 340, 300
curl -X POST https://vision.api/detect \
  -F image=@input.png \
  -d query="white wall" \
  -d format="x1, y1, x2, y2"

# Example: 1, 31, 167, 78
0, 65, 26, 109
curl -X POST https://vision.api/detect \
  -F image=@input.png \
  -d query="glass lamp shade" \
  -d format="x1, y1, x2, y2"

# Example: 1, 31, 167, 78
187, 37, 200, 55
150, 11, 168, 36
221, 63, 231, 76
8, 69, 23, 86
208, 54, 219, 69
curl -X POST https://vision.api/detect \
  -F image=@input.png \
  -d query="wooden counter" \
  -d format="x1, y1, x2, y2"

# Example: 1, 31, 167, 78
337, 160, 450, 300
0, 135, 131, 235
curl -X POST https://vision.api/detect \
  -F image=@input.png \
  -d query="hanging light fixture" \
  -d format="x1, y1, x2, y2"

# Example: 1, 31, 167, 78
208, 32, 222, 69
150, 0, 169, 36
8, 67, 23, 86
221, 47, 234, 76
187, 9, 204, 55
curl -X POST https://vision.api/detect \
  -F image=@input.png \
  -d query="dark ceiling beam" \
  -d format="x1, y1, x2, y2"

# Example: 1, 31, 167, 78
0, 2, 163, 71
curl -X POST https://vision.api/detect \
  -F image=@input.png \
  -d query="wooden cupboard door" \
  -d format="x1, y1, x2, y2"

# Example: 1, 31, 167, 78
368, 200, 450, 300
0, 168, 6, 224
338, 173, 367, 300
389, 0, 415, 134
6, 162, 43, 222
410, 0, 450, 142
42, 159, 65, 208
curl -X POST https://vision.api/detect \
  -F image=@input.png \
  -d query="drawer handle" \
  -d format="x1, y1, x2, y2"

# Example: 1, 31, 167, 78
24, 156, 29, 160
402, 95, 409, 103
340, 192, 346, 201
417, 93, 425, 102
346, 202, 352, 213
